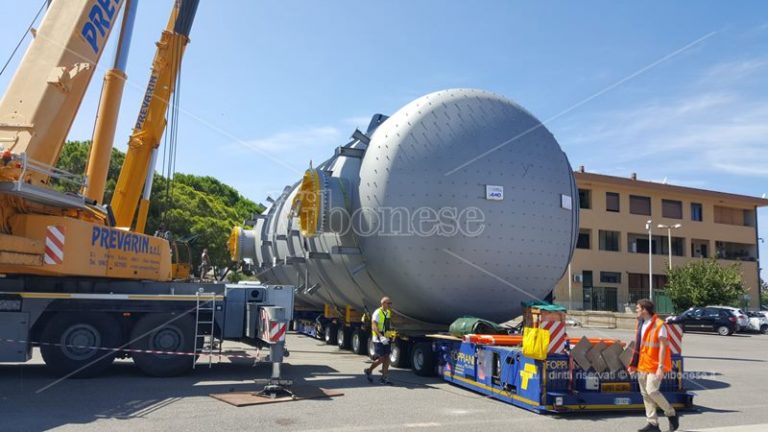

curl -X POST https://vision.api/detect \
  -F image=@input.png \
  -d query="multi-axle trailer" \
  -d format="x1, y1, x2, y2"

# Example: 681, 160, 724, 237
294, 301, 695, 414
433, 338, 694, 414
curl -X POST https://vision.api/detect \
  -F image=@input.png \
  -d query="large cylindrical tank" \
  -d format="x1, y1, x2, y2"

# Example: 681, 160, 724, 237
230, 89, 578, 324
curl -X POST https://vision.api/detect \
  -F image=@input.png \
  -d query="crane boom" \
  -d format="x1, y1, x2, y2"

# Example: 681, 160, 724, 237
83, 0, 138, 204
0, 0, 180, 281
110, 0, 199, 229
0, 0, 125, 187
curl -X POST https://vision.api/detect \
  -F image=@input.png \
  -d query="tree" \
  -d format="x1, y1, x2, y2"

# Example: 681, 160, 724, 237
51, 140, 88, 194
54, 141, 264, 276
665, 258, 746, 312
52, 140, 125, 200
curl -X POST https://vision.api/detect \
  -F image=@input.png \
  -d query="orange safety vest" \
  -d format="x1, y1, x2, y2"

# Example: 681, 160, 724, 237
637, 315, 673, 374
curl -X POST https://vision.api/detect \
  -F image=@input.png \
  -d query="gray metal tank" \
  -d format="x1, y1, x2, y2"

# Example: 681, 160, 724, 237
230, 89, 578, 324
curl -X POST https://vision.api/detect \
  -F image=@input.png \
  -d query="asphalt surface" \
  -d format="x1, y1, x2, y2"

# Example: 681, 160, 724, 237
1, 326, 767, 432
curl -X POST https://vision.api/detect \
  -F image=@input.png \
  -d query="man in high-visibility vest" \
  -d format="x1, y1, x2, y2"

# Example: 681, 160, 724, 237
628, 298, 680, 432
363, 297, 393, 385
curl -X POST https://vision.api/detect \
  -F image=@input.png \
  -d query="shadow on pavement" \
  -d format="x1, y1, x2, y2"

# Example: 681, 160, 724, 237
0, 352, 441, 432
683, 377, 731, 391
685, 356, 765, 363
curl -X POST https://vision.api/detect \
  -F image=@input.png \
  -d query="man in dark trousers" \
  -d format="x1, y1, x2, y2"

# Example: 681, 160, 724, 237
363, 297, 393, 385
199, 248, 211, 280
628, 298, 680, 432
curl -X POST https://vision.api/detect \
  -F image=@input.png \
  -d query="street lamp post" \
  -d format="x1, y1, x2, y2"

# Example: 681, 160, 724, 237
657, 223, 683, 270
758, 238, 764, 311
646, 220, 653, 302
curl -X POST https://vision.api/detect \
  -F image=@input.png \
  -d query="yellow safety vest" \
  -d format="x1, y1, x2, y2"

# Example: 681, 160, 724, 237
371, 307, 391, 337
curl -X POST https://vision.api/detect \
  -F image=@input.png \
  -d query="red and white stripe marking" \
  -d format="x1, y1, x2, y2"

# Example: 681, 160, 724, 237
43, 225, 65, 265
259, 309, 287, 343
267, 321, 288, 343
666, 323, 683, 355
541, 320, 567, 354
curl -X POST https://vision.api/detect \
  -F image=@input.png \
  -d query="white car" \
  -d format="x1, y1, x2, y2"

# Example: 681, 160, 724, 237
706, 305, 749, 330
746, 311, 768, 334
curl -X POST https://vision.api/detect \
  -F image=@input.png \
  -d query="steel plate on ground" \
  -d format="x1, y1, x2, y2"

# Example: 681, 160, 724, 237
210, 386, 344, 407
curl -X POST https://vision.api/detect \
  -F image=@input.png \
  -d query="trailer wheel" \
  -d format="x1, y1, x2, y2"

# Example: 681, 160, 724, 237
324, 323, 338, 345
367, 337, 376, 359
389, 340, 411, 368
314, 321, 325, 340
40, 312, 121, 378
411, 342, 436, 377
337, 327, 351, 350
351, 329, 368, 355
129, 313, 196, 377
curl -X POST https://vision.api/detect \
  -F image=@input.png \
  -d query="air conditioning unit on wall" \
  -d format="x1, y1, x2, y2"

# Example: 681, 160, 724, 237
573, 273, 583, 283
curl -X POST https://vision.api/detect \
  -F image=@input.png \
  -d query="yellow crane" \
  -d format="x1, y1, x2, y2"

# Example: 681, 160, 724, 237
0, 1, 301, 381
0, 0, 197, 281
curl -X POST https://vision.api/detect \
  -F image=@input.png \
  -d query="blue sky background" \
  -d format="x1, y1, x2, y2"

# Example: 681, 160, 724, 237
1, 0, 766, 281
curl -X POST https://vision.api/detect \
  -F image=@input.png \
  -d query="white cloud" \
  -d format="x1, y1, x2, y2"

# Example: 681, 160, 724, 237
238, 126, 341, 154
214, 125, 344, 176
563, 56, 768, 179
567, 95, 768, 177
343, 116, 374, 129
697, 58, 768, 85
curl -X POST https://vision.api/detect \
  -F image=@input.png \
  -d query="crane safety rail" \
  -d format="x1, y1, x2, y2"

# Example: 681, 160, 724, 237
0, 152, 89, 209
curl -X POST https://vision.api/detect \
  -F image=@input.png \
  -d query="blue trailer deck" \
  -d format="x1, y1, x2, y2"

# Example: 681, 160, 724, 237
434, 339, 694, 414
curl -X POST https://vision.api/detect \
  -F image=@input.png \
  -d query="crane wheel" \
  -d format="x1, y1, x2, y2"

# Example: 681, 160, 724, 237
129, 313, 197, 377
40, 312, 121, 378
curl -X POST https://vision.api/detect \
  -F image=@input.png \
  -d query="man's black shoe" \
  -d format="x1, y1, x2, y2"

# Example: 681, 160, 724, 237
669, 414, 680, 431
638, 423, 660, 432
379, 376, 393, 385
363, 368, 373, 383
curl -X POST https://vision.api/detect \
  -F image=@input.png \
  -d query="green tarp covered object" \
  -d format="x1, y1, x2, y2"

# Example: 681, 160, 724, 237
448, 316, 506, 337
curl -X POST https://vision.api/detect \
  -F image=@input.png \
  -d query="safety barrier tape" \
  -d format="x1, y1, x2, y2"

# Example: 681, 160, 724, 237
0, 338, 263, 359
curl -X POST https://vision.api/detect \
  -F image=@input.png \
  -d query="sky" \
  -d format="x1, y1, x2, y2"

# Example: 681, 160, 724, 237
0, 0, 766, 281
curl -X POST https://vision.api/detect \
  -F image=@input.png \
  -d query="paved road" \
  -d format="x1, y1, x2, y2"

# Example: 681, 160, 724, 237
1, 327, 767, 432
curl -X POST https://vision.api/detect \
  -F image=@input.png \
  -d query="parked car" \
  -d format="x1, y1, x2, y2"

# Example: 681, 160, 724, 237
667, 307, 739, 336
744, 311, 768, 334
706, 305, 749, 330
